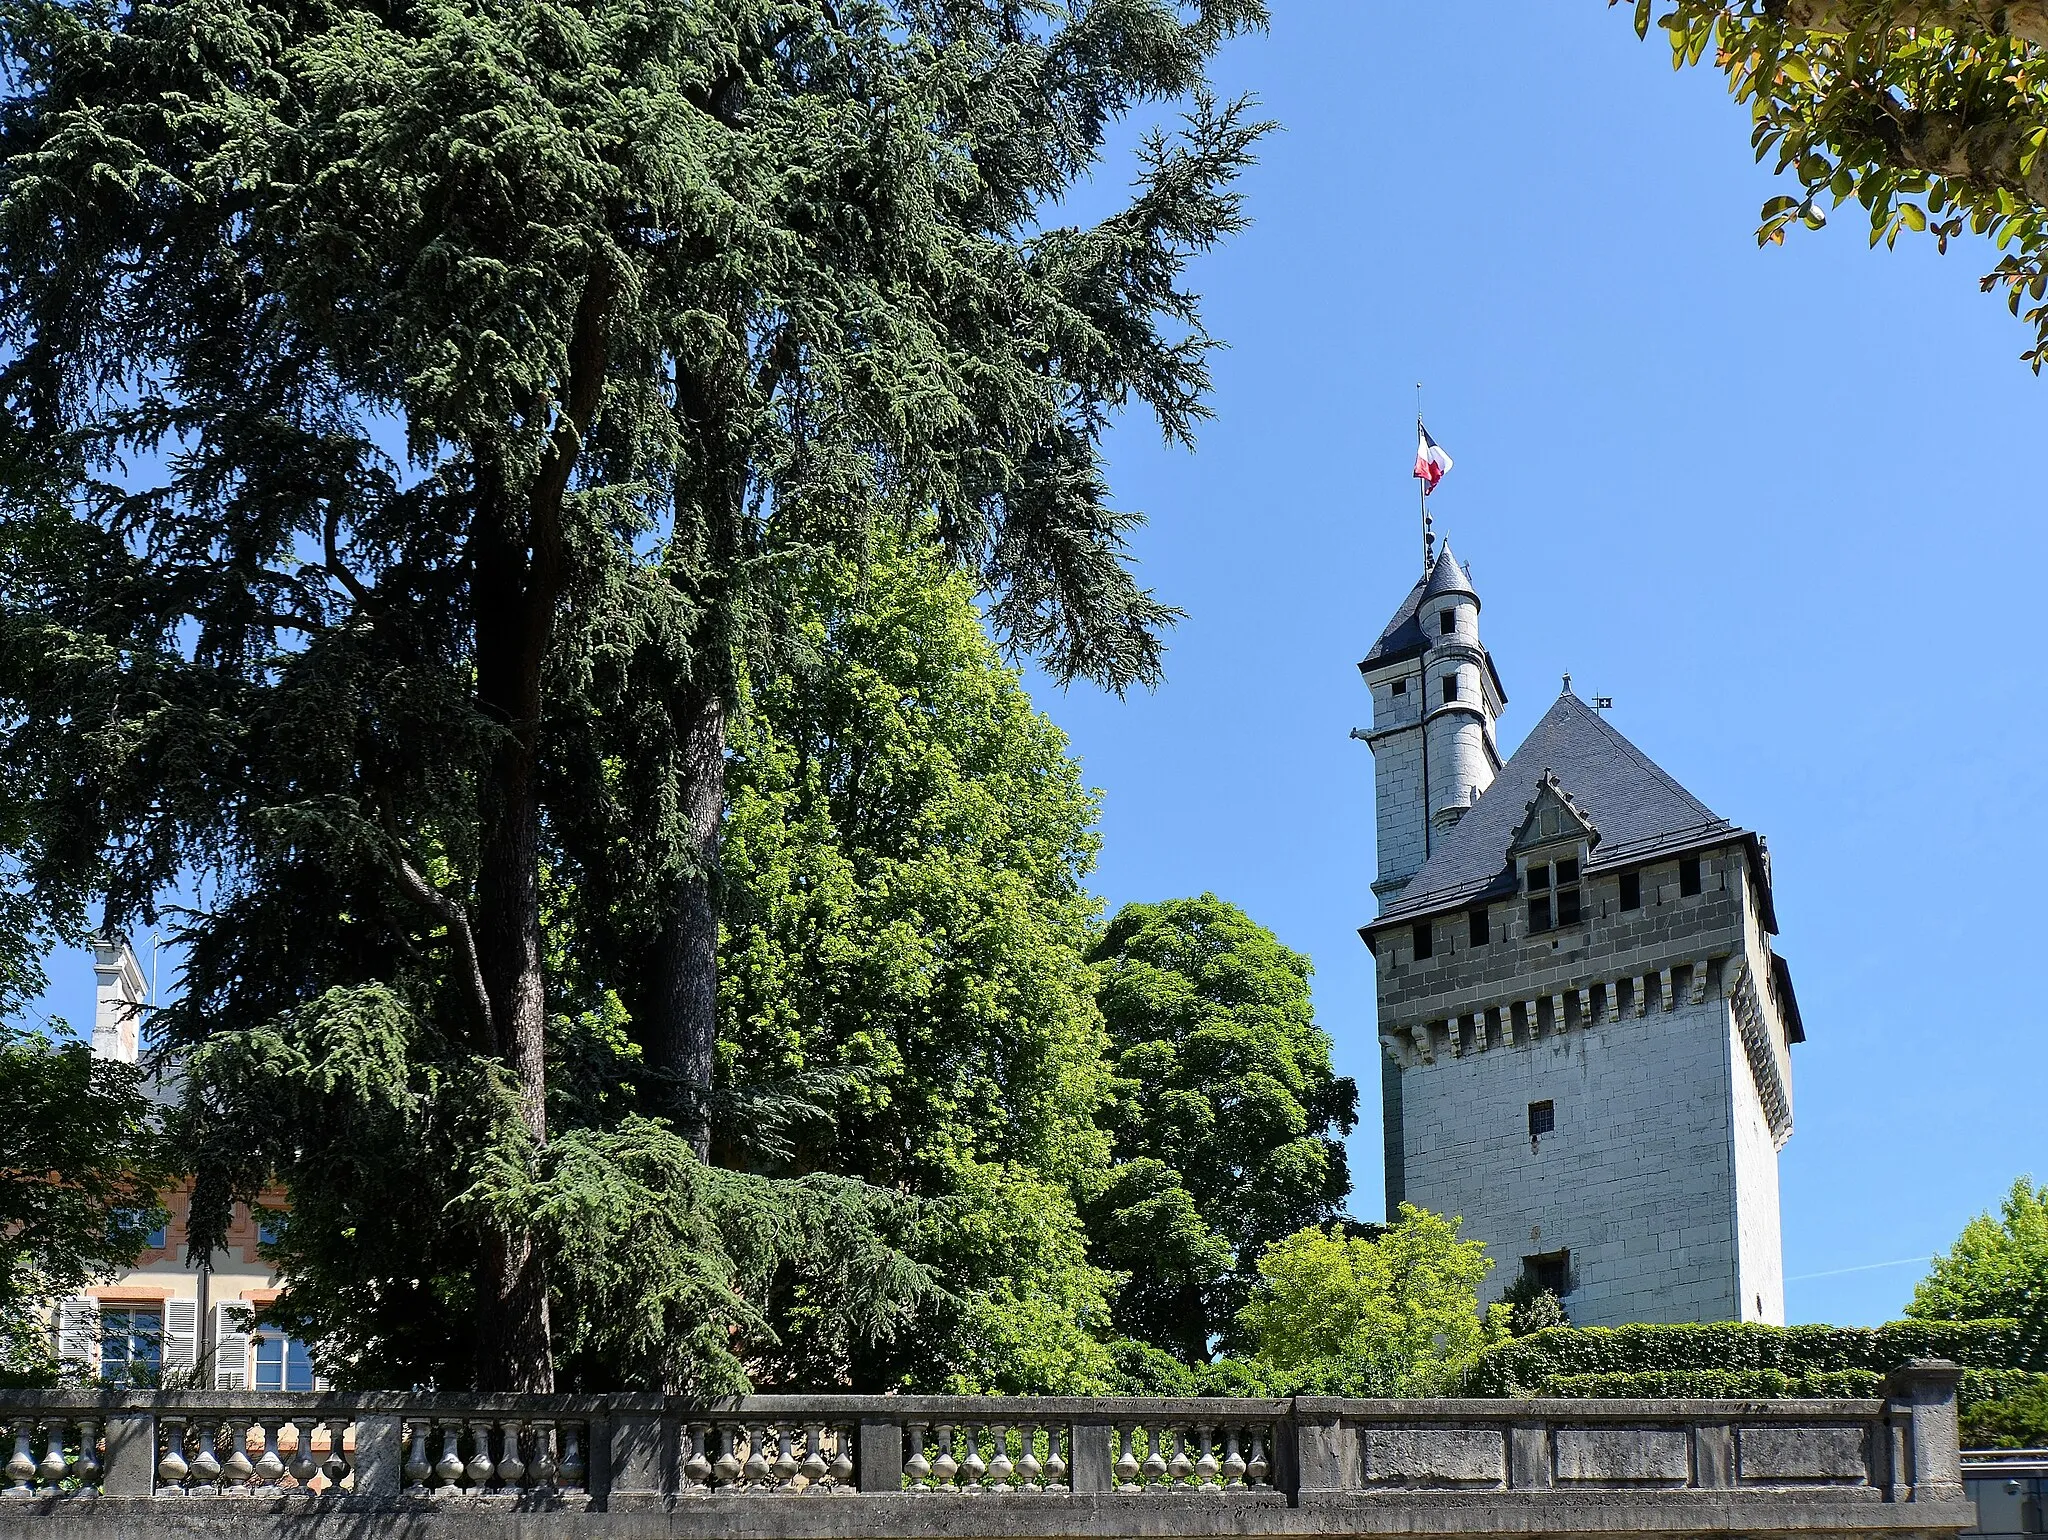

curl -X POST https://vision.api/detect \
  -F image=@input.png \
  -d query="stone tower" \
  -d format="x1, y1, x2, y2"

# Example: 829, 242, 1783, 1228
1356, 559, 1804, 1328
1355, 544, 1507, 904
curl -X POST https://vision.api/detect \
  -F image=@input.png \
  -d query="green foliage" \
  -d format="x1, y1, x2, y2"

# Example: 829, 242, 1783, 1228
0, 1024, 168, 1383
0, 0, 1271, 1387
1455, 1318, 2038, 1397
1086, 894, 1357, 1357
1499, 1272, 1571, 1337
1539, 1369, 1885, 1398
1621, 1, 2048, 367
713, 530, 1122, 1393
1961, 1372, 2048, 1447
1236, 1205, 1502, 1396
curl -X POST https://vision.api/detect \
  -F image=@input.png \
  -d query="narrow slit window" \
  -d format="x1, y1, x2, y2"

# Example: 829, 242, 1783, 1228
1468, 907, 1489, 947
1620, 871, 1641, 910
1680, 856, 1702, 897
1411, 921, 1433, 961
1439, 609, 1456, 635
1441, 673, 1460, 703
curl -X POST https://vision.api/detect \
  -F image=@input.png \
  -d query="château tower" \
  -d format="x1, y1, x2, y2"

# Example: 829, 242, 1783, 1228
1357, 550, 1804, 1327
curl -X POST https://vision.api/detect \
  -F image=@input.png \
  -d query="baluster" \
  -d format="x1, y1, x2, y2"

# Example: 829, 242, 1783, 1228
221, 1419, 257, 1496
710, 1425, 739, 1487
1016, 1423, 1042, 1491
156, 1415, 190, 1495
932, 1424, 958, 1491
1194, 1427, 1219, 1490
402, 1421, 432, 1497
465, 1418, 495, 1492
1043, 1426, 1067, 1490
72, 1419, 100, 1492
682, 1424, 712, 1492
904, 1423, 931, 1491
432, 1422, 465, 1497
829, 1425, 855, 1488
801, 1425, 828, 1489
741, 1425, 770, 1487
1141, 1422, 1167, 1486
188, 1422, 222, 1494
961, 1424, 987, 1491
1115, 1424, 1140, 1491
774, 1425, 801, 1490
321, 1419, 351, 1489
1246, 1429, 1269, 1489
1164, 1427, 1190, 1486
558, 1423, 585, 1490
528, 1423, 559, 1491
988, 1424, 1014, 1491
1222, 1428, 1246, 1489
37, 1418, 70, 1490
252, 1419, 287, 1493
4, 1421, 34, 1496
498, 1421, 527, 1492
286, 1419, 318, 1490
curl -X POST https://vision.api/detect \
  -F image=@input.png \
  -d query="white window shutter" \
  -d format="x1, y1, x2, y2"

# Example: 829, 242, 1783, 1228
56, 1299, 97, 1372
212, 1303, 250, 1389
162, 1298, 199, 1376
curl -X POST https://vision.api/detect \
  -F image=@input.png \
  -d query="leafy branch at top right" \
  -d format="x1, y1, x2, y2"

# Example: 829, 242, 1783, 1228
1620, 0, 2048, 367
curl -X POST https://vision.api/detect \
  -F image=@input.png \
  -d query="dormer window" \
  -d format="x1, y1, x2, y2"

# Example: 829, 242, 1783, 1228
1525, 855, 1582, 931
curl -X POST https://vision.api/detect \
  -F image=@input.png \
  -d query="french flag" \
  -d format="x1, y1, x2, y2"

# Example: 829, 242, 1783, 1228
1413, 425, 1452, 495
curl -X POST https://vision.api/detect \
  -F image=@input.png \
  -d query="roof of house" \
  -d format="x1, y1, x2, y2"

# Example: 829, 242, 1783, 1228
1365, 690, 1772, 932
1357, 546, 1506, 703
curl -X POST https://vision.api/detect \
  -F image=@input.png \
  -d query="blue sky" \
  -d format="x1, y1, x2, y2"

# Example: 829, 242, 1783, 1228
1014, 3, 2048, 1325
25, 4, 2044, 1328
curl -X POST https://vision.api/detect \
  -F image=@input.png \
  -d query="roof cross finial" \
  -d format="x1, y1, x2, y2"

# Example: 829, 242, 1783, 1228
1562, 673, 1572, 695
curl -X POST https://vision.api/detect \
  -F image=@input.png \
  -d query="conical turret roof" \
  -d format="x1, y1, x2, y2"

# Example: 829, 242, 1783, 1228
1420, 542, 1478, 605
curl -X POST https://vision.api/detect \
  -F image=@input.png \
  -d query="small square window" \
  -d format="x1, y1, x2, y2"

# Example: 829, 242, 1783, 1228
1441, 674, 1459, 703
1679, 857, 1702, 897
1523, 1249, 1572, 1296
1526, 863, 1550, 893
1467, 907, 1488, 947
1438, 610, 1455, 635
1411, 921, 1433, 961
1556, 857, 1578, 884
1390, 678, 1406, 696
1528, 895, 1552, 933
1556, 887, 1581, 926
1619, 871, 1641, 910
1528, 1100, 1555, 1138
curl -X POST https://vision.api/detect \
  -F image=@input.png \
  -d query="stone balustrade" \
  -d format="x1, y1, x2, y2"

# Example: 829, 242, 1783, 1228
0, 1361, 1977, 1539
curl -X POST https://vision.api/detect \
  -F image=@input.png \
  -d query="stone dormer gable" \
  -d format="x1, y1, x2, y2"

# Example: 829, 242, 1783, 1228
1507, 772, 1599, 861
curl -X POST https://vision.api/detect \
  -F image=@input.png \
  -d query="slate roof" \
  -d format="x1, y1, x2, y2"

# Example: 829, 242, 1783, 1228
1366, 690, 1770, 932
1359, 574, 1429, 673
1420, 543, 1478, 604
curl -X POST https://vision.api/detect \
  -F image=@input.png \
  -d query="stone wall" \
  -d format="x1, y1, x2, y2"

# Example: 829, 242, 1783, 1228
0, 1364, 1977, 1537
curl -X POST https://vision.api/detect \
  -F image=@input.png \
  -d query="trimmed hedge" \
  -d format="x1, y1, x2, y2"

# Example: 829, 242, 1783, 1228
1453, 1319, 2035, 1398
1534, 1369, 1884, 1400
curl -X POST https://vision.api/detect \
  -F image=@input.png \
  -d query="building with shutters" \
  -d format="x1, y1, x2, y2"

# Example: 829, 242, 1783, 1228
1355, 544, 1805, 1327
46, 938, 319, 1390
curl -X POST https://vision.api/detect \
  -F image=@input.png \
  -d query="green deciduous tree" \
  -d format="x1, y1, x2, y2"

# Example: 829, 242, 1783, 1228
0, 1025, 168, 1382
1908, 1176, 2048, 1352
0, 0, 1268, 1389
1236, 1205, 1502, 1396
713, 527, 1123, 1392
1620, 0, 2048, 365
1085, 894, 1357, 1359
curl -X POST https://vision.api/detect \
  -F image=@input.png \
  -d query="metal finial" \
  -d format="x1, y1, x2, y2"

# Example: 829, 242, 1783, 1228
1562, 673, 1573, 695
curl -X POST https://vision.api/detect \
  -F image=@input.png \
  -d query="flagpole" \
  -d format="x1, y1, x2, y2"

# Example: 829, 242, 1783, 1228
1416, 383, 1433, 578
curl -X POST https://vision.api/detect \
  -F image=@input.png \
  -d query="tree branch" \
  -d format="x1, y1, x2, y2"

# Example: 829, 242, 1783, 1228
324, 501, 374, 610
390, 852, 495, 1042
